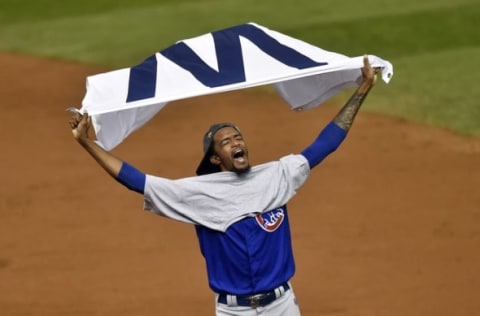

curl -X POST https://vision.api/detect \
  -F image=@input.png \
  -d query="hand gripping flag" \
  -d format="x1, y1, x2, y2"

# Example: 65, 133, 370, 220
74, 22, 393, 150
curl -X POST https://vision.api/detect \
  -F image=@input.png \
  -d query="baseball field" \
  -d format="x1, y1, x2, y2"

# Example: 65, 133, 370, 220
1, 1, 479, 315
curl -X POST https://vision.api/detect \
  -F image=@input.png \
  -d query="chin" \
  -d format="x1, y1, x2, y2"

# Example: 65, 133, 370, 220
234, 165, 251, 175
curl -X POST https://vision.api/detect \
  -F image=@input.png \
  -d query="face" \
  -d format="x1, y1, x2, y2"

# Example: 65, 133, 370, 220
210, 126, 250, 174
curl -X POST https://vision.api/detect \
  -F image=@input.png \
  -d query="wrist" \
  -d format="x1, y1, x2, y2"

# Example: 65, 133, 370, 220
357, 79, 374, 94
75, 135, 90, 145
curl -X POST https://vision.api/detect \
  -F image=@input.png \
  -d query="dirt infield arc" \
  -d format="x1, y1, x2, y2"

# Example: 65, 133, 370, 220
1, 53, 480, 316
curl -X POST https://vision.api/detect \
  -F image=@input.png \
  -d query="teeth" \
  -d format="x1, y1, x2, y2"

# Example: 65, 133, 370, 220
233, 149, 244, 158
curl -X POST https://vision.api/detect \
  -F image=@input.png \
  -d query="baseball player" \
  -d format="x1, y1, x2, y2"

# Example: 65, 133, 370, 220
69, 55, 378, 315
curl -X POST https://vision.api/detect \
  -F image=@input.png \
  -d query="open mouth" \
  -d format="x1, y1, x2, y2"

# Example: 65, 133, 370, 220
233, 149, 246, 162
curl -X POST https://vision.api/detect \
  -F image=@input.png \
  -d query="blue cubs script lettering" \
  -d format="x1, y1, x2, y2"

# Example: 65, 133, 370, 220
255, 208, 285, 232
126, 23, 327, 102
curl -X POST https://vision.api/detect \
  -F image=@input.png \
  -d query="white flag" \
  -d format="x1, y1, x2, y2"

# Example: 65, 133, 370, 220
76, 22, 393, 150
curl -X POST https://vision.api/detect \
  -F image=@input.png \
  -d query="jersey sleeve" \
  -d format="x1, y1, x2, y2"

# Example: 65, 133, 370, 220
300, 122, 347, 169
116, 162, 146, 194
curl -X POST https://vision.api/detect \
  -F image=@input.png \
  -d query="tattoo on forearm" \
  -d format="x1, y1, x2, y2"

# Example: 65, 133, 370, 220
333, 87, 371, 131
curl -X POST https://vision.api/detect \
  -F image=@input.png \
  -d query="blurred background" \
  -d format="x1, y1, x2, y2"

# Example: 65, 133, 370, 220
0, 0, 478, 135
1, 1, 479, 316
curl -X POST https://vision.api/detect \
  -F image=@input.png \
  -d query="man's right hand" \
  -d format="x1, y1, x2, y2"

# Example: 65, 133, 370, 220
69, 112, 91, 140
68, 112, 123, 178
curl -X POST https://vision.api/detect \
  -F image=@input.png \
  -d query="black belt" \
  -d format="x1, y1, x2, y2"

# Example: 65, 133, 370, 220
217, 282, 290, 308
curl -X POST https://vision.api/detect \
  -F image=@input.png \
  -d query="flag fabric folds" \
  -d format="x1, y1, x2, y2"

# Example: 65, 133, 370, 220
77, 22, 393, 150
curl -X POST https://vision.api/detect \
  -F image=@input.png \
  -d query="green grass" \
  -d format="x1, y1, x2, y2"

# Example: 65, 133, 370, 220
1, 0, 479, 136
367, 46, 480, 135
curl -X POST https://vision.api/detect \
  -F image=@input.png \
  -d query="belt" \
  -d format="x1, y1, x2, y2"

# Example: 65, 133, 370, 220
217, 282, 290, 308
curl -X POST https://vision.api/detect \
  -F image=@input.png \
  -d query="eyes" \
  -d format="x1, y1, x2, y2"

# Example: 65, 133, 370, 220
219, 134, 243, 147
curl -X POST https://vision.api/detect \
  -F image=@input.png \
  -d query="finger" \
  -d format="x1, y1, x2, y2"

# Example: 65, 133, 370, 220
69, 118, 78, 128
82, 113, 90, 126
363, 54, 369, 67
75, 112, 83, 121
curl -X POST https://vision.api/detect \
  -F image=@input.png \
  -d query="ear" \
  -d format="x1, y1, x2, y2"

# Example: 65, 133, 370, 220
210, 155, 221, 166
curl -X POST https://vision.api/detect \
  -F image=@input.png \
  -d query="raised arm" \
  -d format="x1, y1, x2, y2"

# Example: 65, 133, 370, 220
69, 113, 123, 177
333, 54, 378, 131
69, 113, 145, 193
301, 55, 378, 168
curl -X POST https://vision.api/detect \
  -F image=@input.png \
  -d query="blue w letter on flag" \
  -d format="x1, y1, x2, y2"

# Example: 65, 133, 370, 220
127, 23, 327, 102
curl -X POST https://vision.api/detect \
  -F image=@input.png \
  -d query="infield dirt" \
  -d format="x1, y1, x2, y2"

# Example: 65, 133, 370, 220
1, 53, 480, 316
